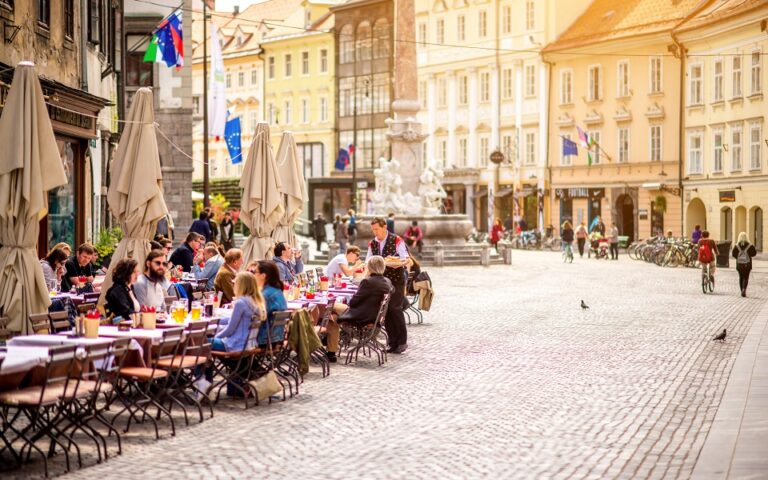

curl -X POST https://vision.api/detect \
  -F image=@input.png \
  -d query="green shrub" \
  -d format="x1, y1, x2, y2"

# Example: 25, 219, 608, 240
94, 227, 123, 268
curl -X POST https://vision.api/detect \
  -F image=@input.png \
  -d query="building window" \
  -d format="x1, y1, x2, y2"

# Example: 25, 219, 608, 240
64, 0, 74, 38
588, 65, 602, 101
301, 99, 309, 124
689, 64, 703, 105
458, 138, 468, 167
457, 15, 465, 41
374, 20, 390, 60
284, 100, 292, 125
436, 18, 444, 44
268, 57, 275, 79
419, 81, 427, 108
713, 130, 723, 172
439, 139, 447, 167
250, 111, 258, 132
617, 60, 630, 97
126, 50, 153, 87
525, 131, 536, 165
732, 55, 742, 97
251, 69, 258, 85
503, 68, 513, 99
320, 49, 328, 73
238, 71, 244, 87
356, 22, 372, 61
713, 59, 723, 102
560, 69, 572, 105
268, 103, 275, 124
339, 77, 353, 116
618, 128, 629, 163
588, 131, 601, 164
525, 65, 536, 98
340, 25, 354, 63
650, 125, 662, 162
479, 137, 489, 167
226, 73, 231, 88
438, 77, 447, 107
480, 72, 490, 103
560, 133, 572, 166
688, 132, 703, 174
320, 97, 328, 122
478, 11, 487, 38
750, 123, 762, 170
458, 75, 468, 105
731, 126, 742, 171
751, 50, 762, 95
88, 0, 101, 44
302, 51, 309, 75
650, 57, 662, 94
525, 0, 535, 30
418, 23, 427, 46
38, 0, 50, 28
284, 54, 292, 77
503, 5, 512, 34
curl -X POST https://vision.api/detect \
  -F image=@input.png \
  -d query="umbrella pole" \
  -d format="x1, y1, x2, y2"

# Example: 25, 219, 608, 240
203, 2, 210, 208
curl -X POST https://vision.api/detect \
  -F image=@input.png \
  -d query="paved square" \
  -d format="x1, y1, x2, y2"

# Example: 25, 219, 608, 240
14, 251, 765, 479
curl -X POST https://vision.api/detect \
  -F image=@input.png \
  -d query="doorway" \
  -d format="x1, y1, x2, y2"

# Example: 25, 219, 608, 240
616, 194, 635, 240
721, 207, 733, 242
751, 207, 763, 251
686, 198, 707, 236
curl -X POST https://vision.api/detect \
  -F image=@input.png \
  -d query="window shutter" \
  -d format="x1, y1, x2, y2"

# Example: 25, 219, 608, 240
88, 0, 100, 44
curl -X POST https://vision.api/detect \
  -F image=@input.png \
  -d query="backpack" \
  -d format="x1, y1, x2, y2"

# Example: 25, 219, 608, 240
737, 244, 751, 265
698, 241, 714, 263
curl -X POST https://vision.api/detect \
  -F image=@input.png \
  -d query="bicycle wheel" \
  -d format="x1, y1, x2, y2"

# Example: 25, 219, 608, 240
708, 274, 714, 293
551, 238, 562, 251
702, 273, 708, 294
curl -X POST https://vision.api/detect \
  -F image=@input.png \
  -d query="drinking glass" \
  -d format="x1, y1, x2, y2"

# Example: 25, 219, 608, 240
190, 301, 202, 320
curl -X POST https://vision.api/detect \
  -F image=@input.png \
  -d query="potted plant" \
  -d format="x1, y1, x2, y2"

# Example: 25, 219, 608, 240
94, 227, 123, 269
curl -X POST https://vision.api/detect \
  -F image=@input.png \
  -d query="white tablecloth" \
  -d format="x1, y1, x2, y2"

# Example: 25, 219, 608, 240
0, 346, 49, 374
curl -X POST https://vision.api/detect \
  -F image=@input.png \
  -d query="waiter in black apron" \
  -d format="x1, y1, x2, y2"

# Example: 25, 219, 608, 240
366, 217, 409, 353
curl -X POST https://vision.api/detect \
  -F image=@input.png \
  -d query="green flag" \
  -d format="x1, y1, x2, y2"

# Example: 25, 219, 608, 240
587, 151, 593, 166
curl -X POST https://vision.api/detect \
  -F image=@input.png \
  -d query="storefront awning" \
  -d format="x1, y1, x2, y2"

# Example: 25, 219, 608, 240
473, 190, 487, 199
496, 187, 514, 198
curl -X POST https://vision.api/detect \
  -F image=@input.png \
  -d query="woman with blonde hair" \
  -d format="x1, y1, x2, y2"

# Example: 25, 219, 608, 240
212, 272, 265, 352
49, 242, 72, 258
732, 232, 757, 297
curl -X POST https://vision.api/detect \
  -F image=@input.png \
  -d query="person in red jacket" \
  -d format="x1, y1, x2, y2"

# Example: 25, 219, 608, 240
490, 218, 504, 251
404, 220, 424, 254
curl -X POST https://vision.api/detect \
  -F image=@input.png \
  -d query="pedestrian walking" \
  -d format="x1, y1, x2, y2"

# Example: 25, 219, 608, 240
312, 212, 327, 251
732, 232, 757, 297
609, 222, 620, 260
575, 221, 588, 258
386, 212, 396, 234
219, 211, 235, 251
691, 224, 702, 244
189, 211, 212, 243
490, 218, 504, 252
336, 215, 350, 252
347, 208, 358, 246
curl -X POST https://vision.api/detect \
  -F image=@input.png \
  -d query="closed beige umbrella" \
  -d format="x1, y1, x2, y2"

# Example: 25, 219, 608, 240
240, 122, 284, 264
272, 131, 307, 247
98, 88, 168, 305
0, 62, 68, 333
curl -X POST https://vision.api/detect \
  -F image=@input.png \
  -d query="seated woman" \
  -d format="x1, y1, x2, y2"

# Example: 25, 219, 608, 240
324, 256, 393, 362
105, 259, 141, 321
212, 272, 265, 353
253, 260, 288, 345
41, 248, 68, 293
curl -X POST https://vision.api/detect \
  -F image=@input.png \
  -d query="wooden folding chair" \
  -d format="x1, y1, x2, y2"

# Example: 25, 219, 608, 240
48, 311, 71, 333
0, 315, 11, 341
29, 313, 51, 334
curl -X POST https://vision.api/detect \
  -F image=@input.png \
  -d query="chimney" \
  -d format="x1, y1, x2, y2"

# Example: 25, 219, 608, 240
233, 5, 239, 15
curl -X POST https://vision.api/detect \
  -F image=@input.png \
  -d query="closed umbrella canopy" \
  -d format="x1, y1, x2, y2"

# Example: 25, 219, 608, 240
99, 88, 168, 305
240, 122, 284, 264
0, 62, 68, 333
272, 131, 307, 247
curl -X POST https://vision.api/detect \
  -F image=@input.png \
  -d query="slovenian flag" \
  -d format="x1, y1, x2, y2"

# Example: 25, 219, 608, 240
335, 148, 350, 171
143, 10, 183, 69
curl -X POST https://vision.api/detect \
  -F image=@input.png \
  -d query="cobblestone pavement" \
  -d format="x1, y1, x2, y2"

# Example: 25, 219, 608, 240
7, 251, 766, 479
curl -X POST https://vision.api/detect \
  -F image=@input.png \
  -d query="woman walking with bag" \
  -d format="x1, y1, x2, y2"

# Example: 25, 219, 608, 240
574, 222, 588, 258
732, 232, 757, 297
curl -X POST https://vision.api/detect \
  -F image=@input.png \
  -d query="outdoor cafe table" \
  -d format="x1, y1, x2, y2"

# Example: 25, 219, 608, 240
0, 346, 50, 391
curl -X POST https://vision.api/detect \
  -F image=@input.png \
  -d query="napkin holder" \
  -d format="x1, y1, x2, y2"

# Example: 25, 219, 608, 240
142, 312, 157, 330
84, 315, 100, 338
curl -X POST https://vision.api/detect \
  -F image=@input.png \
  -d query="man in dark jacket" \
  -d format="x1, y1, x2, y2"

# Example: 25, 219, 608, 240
219, 211, 235, 251
189, 211, 212, 242
169, 232, 203, 272
312, 213, 327, 251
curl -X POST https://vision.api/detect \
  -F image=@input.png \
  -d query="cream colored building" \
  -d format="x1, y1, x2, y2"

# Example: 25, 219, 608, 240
542, 0, 709, 240
191, 0, 303, 181
676, 0, 767, 250
415, 0, 591, 230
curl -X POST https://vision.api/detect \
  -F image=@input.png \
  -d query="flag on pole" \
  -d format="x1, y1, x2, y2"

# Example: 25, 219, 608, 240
143, 10, 183, 69
587, 150, 594, 166
562, 137, 578, 157
335, 148, 350, 171
577, 126, 590, 148
225, 115, 242, 164
208, 24, 227, 138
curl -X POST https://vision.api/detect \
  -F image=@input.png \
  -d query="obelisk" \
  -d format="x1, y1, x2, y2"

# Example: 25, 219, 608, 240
388, 0, 426, 196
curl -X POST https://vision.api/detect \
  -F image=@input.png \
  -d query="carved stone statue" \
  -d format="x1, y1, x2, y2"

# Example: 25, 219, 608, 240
418, 162, 447, 215
373, 157, 448, 216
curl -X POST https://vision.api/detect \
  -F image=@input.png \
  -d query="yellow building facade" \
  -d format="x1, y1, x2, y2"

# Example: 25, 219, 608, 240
543, 0, 706, 240
676, 0, 767, 251
261, 1, 338, 180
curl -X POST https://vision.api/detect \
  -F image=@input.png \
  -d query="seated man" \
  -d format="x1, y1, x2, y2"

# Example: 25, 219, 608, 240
169, 232, 204, 273
133, 250, 171, 312
272, 242, 304, 283
214, 248, 244, 305
62, 242, 97, 292
324, 256, 392, 362
192, 245, 224, 290
325, 245, 363, 278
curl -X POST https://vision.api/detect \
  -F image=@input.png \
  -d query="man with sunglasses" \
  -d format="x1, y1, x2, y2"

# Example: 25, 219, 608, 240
133, 250, 172, 311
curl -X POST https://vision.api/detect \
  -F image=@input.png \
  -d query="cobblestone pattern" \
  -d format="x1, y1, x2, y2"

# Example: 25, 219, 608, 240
5, 252, 765, 479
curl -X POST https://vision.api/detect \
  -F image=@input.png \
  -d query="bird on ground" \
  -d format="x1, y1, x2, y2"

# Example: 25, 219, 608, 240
581, 300, 589, 310
712, 329, 727, 342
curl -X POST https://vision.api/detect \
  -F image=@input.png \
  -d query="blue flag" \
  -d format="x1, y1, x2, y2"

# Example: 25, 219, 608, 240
225, 116, 242, 164
562, 137, 578, 157
335, 148, 350, 171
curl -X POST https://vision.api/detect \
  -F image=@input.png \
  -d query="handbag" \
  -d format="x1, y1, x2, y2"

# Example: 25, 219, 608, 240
249, 370, 283, 401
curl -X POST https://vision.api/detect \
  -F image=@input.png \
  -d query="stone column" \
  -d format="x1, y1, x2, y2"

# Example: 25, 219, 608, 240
447, 71, 457, 167
426, 73, 436, 163
467, 67, 478, 167
465, 183, 474, 224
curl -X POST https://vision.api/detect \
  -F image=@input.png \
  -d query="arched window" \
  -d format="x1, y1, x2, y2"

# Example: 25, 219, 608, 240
373, 19, 390, 59
340, 24, 354, 64
356, 22, 372, 61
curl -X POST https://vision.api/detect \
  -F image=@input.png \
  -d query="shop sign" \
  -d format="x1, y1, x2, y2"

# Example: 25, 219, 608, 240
555, 187, 604, 199
638, 208, 649, 220
719, 190, 736, 202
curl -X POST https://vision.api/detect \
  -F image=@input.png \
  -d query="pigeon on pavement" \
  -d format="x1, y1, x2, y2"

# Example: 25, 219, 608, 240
712, 329, 727, 342
581, 300, 589, 310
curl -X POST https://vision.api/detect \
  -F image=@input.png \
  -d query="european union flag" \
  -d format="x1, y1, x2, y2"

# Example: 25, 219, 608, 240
562, 137, 578, 157
225, 116, 242, 164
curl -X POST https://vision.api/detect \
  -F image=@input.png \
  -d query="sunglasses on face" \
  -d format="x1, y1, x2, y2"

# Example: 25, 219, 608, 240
152, 261, 169, 266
